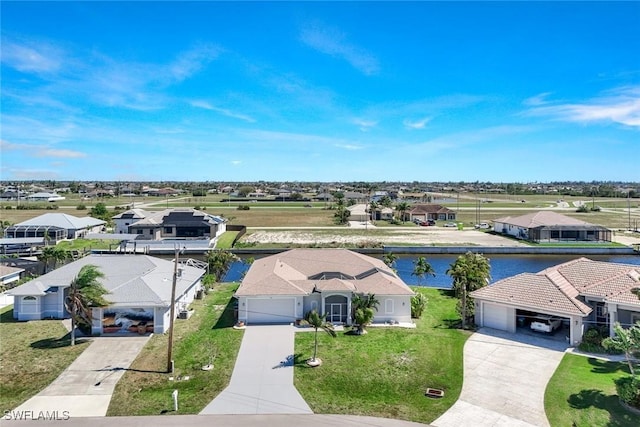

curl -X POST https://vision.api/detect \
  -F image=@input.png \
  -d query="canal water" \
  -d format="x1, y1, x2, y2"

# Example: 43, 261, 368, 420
224, 254, 640, 289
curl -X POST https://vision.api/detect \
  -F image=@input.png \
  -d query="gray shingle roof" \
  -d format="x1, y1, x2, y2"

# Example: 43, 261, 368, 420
14, 213, 105, 229
8, 254, 205, 307
494, 211, 591, 228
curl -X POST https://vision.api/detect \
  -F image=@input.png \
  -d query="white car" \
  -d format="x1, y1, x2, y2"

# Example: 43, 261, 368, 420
444, 222, 457, 227
475, 222, 491, 229
530, 315, 562, 333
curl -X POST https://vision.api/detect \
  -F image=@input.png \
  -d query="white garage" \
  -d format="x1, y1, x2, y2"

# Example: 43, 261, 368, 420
479, 302, 516, 333
244, 297, 297, 324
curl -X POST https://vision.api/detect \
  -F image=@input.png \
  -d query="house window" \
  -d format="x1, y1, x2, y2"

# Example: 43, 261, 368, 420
385, 299, 394, 314
23, 296, 37, 301
136, 230, 143, 234
164, 227, 173, 234
631, 313, 640, 325
149, 230, 153, 235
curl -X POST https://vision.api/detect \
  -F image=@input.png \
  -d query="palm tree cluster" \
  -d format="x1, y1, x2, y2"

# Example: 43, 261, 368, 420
446, 252, 491, 328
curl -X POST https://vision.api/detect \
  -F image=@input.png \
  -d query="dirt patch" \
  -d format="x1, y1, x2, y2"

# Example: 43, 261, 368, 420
242, 228, 528, 247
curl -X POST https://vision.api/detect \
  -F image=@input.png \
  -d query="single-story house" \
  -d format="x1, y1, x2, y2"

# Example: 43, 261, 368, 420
8, 254, 206, 334
0, 265, 25, 288
404, 204, 457, 222
235, 248, 414, 325
3, 213, 106, 243
25, 192, 66, 202
470, 257, 640, 345
127, 208, 226, 241
493, 211, 611, 243
347, 204, 369, 222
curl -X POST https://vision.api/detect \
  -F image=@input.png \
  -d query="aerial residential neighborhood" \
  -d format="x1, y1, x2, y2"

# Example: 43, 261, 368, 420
2, 1, 640, 426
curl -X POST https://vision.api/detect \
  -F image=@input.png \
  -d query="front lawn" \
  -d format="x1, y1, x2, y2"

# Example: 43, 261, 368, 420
107, 283, 243, 416
545, 354, 640, 426
294, 287, 469, 425
0, 306, 90, 411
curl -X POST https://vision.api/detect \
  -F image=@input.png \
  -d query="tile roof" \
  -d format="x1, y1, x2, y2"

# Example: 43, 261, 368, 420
235, 249, 414, 297
471, 257, 640, 316
407, 204, 454, 214
493, 211, 591, 228
8, 255, 205, 307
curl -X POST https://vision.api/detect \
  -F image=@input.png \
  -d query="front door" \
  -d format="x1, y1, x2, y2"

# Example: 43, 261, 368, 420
324, 295, 348, 324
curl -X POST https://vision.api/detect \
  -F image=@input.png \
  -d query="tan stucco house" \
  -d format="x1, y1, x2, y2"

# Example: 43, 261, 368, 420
471, 258, 640, 345
235, 249, 414, 325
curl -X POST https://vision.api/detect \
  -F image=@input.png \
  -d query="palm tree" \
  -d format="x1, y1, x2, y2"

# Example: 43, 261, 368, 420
206, 249, 240, 282
603, 321, 640, 377
446, 252, 491, 329
351, 293, 380, 335
38, 246, 56, 273
303, 309, 336, 366
396, 201, 410, 223
368, 200, 378, 224
412, 256, 435, 285
64, 265, 110, 345
382, 252, 398, 272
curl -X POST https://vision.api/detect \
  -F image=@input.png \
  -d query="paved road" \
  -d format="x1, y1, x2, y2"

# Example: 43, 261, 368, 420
200, 325, 312, 415
13, 336, 149, 418
433, 328, 568, 427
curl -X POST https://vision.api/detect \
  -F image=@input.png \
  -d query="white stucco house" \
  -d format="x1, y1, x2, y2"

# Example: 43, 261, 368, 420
235, 248, 414, 325
3, 213, 106, 243
8, 254, 206, 334
471, 257, 640, 345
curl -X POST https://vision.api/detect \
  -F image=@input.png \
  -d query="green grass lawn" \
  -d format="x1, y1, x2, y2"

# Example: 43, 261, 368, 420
107, 283, 243, 416
0, 306, 90, 411
294, 287, 469, 425
215, 231, 239, 249
545, 354, 640, 426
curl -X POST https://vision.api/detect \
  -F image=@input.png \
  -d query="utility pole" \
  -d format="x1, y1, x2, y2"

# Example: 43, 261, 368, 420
167, 245, 182, 373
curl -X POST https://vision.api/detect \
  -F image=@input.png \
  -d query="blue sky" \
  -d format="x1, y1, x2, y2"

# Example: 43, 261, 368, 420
1, 1, 639, 182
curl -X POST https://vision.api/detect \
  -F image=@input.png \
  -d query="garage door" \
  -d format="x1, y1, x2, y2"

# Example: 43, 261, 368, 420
247, 298, 296, 324
483, 303, 509, 331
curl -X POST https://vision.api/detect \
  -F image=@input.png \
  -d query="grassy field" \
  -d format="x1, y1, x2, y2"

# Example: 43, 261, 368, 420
545, 354, 640, 426
294, 287, 469, 425
107, 283, 243, 416
0, 306, 90, 411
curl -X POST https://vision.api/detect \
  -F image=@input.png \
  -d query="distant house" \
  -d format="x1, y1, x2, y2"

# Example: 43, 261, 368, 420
471, 258, 640, 345
0, 265, 25, 288
25, 192, 66, 202
8, 254, 205, 334
4, 213, 106, 243
493, 211, 611, 243
404, 204, 456, 222
235, 248, 414, 325
112, 209, 151, 234
127, 208, 226, 241
347, 204, 369, 222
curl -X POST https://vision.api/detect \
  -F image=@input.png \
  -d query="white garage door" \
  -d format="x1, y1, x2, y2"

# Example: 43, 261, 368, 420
247, 298, 296, 324
483, 303, 509, 331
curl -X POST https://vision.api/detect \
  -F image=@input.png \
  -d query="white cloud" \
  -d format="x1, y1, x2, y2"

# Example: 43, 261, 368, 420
0, 38, 63, 73
167, 44, 221, 83
334, 144, 363, 150
300, 22, 379, 75
37, 148, 86, 158
1, 139, 86, 158
190, 100, 256, 122
525, 86, 640, 128
403, 117, 432, 130
231, 160, 242, 165
523, 92, 553, 106
352, 118, 377, 132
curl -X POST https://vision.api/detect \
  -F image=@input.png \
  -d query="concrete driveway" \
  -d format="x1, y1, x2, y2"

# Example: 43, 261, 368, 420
14, 336, 149, 418
200, 325, 312, 415
433, 328, 568, 427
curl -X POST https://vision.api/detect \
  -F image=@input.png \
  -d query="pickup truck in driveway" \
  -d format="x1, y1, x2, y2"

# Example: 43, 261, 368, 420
530, 315, 562, 333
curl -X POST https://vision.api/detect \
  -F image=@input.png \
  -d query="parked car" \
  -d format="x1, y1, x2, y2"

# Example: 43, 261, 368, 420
530, 315, 562, 333
444, 222, 457, 227
475, 222, 491, 229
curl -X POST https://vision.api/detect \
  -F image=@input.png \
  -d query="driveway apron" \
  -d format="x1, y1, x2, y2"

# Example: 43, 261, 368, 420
200, 325, 312, 415
14, 336, 149, 418
433, 328, 568, 427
